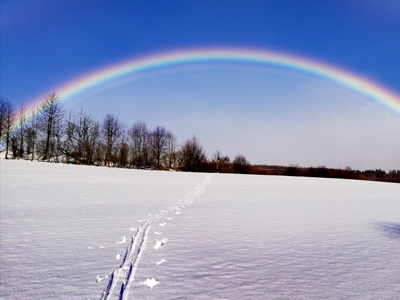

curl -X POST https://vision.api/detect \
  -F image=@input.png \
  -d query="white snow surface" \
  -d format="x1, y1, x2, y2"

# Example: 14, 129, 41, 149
1, 160, 400, 299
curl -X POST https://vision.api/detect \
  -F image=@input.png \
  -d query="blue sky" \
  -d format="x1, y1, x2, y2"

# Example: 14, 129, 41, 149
1, 0, 400, 170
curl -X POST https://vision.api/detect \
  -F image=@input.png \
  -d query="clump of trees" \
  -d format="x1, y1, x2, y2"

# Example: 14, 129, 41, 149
0, 94, 249, 172
178, 136, 207, 172
1, 94, 399, 183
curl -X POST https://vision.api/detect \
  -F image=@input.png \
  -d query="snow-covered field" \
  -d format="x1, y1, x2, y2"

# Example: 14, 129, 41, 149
1, 160, 399, 299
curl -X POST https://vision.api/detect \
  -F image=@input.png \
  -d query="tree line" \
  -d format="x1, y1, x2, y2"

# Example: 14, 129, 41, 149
1, 95, 399, 183
0, 94, 250, 172
252, 164, 400, 183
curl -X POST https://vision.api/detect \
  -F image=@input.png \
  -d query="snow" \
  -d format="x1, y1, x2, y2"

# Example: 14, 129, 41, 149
143, 278, 160, 289
116, 236, 127, 244
154, 239, 168, 250
1, 160, 399, 299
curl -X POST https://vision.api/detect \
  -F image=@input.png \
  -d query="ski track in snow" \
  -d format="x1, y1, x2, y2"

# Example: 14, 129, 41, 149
98, 174, 212, 300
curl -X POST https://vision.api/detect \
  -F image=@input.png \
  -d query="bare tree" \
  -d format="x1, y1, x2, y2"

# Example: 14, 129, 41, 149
101, 113, 123, 167
17, 104, 27, 158
165, 131, 177, 169
93, 139, 104, 165
25, 107, 39, 161
64, 111, 100, 165
64, 113, 79, 163
1, 100, 15, 159
38, 93, 64, 161
178, 136, 207, 172
10, 135, 19, 158
232, 154, 251, 174
7, 104, 27, 159
52, 115, 64, 162
83, 119, 100, 165
127, 121, 149, 168
118, 134, 129, 168
149, 125, 168, 169
0, 98, 7, 143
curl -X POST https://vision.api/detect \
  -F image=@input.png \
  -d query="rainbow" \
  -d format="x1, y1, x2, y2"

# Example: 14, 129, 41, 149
27, 47, 400, 116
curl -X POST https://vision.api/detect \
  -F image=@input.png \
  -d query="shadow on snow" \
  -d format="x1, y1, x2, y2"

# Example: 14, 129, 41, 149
373, 222, 400, 240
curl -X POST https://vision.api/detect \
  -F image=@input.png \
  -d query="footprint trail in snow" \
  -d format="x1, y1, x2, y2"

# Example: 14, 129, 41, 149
98, 174, 212, 300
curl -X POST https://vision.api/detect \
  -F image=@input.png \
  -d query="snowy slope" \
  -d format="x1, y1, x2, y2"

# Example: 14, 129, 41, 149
1, 160, 399, 299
